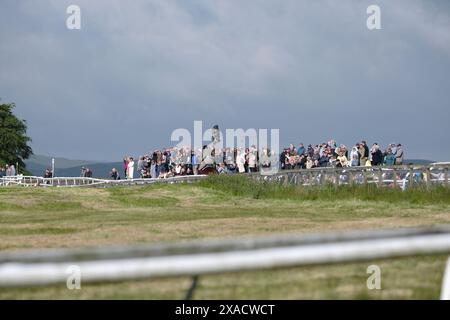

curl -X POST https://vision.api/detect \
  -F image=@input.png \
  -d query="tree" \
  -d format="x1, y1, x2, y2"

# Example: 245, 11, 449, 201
0, 101, 33, 171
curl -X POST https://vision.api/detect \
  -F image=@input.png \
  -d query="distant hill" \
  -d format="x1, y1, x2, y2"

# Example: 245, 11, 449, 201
404, 159, 435, 165
54, 162, 123, 178
25, 155, 122, 178
26, 154, 96, 169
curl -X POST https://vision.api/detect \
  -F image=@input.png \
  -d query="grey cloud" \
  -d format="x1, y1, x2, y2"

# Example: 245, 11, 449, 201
0, 0, 449, 161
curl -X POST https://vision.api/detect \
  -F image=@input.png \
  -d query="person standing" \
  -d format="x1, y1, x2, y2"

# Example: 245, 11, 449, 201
137, 157, 144, 174
359, 141, 369, 166
371, 144, 383, 166
237, 149, 246, 173
319, 153, 329, 167
391, 143, 397, 156
122, 157, 129, 179
279, 149, 287, 170
395, 144, 404, 165
149, 159, 156, 178
127, 157, 135, 179
191, 149, 198, 175
350, 145, 360, 166
248, 145, 257, 173
384, 148, 396, 166
297, 143, 305, 156
85, 168, 92, 177
44, 168, 53, 178
306, 156, 314, 169
9, 165, 16, 176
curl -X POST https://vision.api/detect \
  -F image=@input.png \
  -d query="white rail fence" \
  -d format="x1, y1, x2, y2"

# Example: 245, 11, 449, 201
1, 226, 450, 299
0, 174, 207, 188
253, 164, 450, 190
1, 164, 449, 188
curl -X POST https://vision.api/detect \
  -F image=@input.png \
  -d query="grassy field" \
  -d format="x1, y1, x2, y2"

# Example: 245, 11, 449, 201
1, 176, 450, 299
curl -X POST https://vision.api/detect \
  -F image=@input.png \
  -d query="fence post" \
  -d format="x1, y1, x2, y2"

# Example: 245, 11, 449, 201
377, 168, 383, 187
445, 167, 449, 188
393, 168, 397, 188
300, 172, 305, 186
319, 170, 324, 186
185, 275, 199, 300
441, 257, 450, 300
409, 166, 414, 189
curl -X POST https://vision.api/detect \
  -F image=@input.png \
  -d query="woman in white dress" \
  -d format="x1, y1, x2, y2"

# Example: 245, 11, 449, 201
248, 146, 257, 172
127, 157, 135, 179
237, 149, 246, 173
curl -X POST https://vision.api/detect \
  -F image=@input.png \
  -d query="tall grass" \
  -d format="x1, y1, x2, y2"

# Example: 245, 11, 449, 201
198, 174, 450, 204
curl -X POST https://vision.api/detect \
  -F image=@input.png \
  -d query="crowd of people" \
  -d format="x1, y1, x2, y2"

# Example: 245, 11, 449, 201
116, 151, 193, 180
279, 140, 404, 170
0, 140, 405, 180
44, 168, 53, 178
0, 164, 16, 177
80, 166, 93, 178
114, 140, 405, 179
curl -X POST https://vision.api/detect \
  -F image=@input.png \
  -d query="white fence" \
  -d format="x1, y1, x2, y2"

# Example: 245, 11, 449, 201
1, 164, 449, 188
252, 164, 450, 190
1, 226, 450, 299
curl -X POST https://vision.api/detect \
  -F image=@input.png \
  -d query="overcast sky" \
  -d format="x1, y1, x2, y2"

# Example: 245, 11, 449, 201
1, 0, 449, 161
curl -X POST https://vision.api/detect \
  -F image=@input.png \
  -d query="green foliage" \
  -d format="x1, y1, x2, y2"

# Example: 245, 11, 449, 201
0, 101, 33, 169
198, 174, 450, 204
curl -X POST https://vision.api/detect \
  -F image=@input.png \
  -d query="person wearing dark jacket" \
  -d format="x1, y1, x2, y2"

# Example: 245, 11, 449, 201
280, 150, 287, 170
110, 168, 120, 180
371, 144, 383, 166
85, 168, 93, 177
363, 141, 369, 159
44, 168, 53, 178
319, 154, 329, 167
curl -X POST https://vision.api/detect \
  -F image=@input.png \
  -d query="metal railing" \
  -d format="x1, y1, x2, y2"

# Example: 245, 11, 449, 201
1, 164, 449, 189
0, 174, 207, 188
0, 226, 450, 299
253, 163, 450, 190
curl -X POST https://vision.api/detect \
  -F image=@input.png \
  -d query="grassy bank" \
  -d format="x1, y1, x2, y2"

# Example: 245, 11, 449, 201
199, 174, 450, 204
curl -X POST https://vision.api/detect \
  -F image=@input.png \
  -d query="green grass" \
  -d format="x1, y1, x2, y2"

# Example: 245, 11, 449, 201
0, 177, 449, 299
0, 255, 446, 300
0, 226, 78, 236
